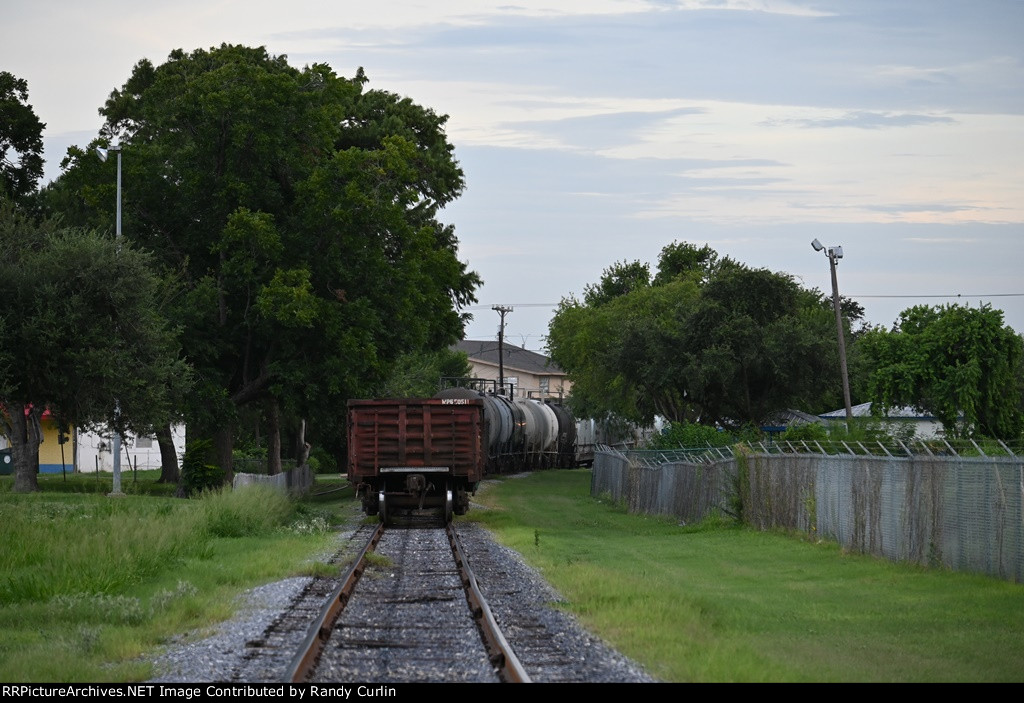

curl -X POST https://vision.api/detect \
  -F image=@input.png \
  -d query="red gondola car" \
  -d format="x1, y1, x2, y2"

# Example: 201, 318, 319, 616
347, 398, 484, 523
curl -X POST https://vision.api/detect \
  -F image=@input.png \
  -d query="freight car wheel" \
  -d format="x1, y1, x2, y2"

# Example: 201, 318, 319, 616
362, 491, 379, 516
454, 489, 469, 516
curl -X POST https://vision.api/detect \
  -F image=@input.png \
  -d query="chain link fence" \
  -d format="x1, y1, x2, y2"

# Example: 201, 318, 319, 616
592, 442, 1024, 583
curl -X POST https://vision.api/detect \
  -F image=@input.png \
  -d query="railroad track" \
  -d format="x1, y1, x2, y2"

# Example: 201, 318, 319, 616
285, 517, 530, 683
199, 514, 653, 684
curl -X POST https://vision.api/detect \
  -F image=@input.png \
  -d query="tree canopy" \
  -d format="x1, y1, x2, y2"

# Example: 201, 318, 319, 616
0, 203, 189, 491
0, 71, 45, 203
44, 45, 479, 473
547, 241, 850, 428
860, 304, 1024, 440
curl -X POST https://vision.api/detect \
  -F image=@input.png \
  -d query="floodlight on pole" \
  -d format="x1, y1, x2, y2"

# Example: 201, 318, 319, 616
812, 240, 854, 429
98, 144, 125, 496
96, 145, 122, 242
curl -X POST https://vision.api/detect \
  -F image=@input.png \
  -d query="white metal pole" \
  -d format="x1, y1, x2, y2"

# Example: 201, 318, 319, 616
110, 148, 123, 496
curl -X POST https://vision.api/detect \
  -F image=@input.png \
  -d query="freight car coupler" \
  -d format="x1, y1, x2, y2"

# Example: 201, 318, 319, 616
378, 466, 453, 516
405, 473, 428, 494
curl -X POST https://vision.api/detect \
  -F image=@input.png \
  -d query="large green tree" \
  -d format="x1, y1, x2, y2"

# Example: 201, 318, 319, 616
860, 304, 1024, 440
0, 203, 188, 492
373, 348, 472, 399
45, 45, 479, 477
548, 242, 848, 427
0, 72, 44, 203
0, 71, 44, 203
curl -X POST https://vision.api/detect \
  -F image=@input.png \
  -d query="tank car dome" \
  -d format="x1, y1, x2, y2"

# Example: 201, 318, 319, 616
434, 387, 484, 400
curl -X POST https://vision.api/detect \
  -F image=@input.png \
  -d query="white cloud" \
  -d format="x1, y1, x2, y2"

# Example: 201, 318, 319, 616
6, 0, 1024, 338
670, 0, 834, 16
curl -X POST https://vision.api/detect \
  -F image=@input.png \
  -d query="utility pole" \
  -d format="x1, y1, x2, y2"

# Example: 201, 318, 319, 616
812, 239, 853, 430
492, 305, 513, 396
97, 144, 125, 496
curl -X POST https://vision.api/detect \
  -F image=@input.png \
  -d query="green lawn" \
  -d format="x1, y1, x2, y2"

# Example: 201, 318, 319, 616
465, 469, 1024, 683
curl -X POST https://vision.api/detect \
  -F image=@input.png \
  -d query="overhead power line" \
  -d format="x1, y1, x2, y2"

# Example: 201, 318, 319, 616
466, 294, 1023, 310
465, 303, 559, 309
852, 293, 1024, 299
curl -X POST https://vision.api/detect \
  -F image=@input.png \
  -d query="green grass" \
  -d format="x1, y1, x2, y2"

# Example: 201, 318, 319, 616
7, 469, 181, 496
4, 468, 1021, 682
465, 470, 1024, 682
0, 472, 354, 682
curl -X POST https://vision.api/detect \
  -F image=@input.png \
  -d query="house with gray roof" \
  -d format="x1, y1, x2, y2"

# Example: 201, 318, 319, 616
453, 340, 571, 399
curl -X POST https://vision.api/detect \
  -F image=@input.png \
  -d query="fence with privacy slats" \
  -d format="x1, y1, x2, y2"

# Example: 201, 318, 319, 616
592, 442, 1024, 583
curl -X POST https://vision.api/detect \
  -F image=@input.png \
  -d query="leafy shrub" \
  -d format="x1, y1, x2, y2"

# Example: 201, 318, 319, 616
179, 439, 224, 497
309, 446, 337, 474
825, 417, 918, 445
728, 448, 750, 522
647, 421, 736, 449
779, 422, 829, 443
288, 514, 330, 535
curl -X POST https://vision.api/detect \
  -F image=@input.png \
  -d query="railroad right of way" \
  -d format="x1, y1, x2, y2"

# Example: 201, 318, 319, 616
149, 504, 656, 684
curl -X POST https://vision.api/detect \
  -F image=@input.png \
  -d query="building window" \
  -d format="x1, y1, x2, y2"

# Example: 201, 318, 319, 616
135, 436, 155, 449
539, 377, 549, 394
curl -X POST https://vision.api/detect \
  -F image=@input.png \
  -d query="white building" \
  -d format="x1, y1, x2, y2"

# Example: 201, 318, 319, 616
76, 424, 186, 473
819, 402, 942, 439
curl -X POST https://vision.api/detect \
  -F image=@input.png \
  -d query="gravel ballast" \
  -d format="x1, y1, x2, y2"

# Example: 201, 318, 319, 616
149, 493, 657, 684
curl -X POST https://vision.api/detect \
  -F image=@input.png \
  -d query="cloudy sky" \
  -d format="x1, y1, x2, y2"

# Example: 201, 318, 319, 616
5, 0, 1023, 348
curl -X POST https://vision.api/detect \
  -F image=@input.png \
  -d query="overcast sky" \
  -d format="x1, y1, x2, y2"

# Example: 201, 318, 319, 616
4, 0, 1023, 349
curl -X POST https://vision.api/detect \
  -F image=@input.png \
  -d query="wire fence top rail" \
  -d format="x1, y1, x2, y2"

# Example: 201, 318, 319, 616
598, 445, 733, 467
601, 438, 1022, 467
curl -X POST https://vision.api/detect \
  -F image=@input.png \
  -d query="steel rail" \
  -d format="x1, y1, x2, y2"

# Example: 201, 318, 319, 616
284, 521, 385, 682
447, 523, 532, 683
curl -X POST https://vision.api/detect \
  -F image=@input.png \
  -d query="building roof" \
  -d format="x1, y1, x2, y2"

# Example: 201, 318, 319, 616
819, 402, 936, 420
764, 409, 824, 426
454, 340, 565, 376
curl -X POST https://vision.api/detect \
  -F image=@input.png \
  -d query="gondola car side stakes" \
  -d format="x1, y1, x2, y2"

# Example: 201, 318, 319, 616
347, 398, 485, 524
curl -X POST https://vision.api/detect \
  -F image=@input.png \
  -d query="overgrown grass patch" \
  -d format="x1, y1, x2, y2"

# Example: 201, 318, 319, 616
466, 469, 1024, 682
196, 485, 293, 538
0, 479, 354, 682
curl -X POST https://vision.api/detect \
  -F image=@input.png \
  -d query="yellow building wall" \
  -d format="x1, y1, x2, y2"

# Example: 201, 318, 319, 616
38, 416, 73, 473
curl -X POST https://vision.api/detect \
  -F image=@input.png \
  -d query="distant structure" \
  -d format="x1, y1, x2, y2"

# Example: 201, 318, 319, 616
76, 425, 186, 474
0, 412, 184, 475
453, 340, 571, 399
819, 402, 942, 439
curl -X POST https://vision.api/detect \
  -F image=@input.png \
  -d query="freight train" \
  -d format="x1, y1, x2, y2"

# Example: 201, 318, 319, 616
434, 387, 580, 472
346, 387, 653, 523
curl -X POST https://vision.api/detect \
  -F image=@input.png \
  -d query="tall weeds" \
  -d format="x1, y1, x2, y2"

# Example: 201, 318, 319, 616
0, 485, 293, 604
196, 485, 293, 538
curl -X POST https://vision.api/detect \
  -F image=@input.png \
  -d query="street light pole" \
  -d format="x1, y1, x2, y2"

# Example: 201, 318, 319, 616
97, 144, 124, 496
812, 239, 853, 430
